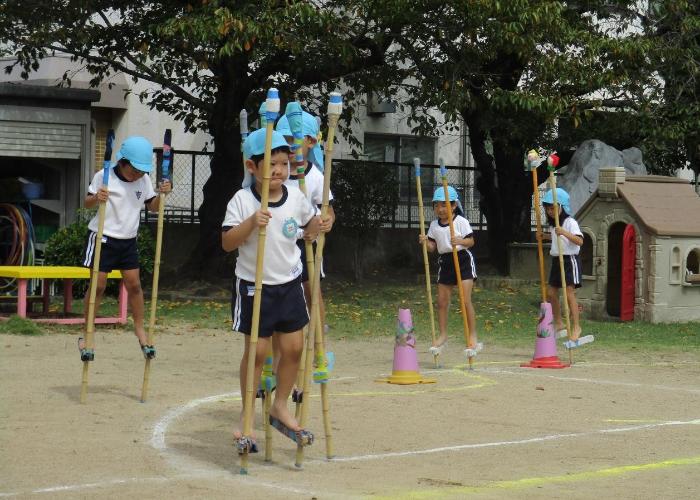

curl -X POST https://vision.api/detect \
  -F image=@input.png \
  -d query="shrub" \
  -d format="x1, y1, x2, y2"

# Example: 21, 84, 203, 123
44, 209, 155, 297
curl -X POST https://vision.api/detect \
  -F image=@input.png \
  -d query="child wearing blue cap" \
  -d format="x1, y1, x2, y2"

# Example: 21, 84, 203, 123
222, 128, 321, 448
276, 110, 335, 319
80, 136, 171, 360
418, 186, 480, 356
538, 187, 584, 342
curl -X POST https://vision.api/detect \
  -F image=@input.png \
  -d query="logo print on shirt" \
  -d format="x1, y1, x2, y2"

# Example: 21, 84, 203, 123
282, 217, 299, 239
135, 191, 142, 200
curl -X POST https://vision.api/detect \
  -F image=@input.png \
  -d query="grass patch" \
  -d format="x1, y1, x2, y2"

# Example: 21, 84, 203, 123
18, 280, 699, 353
0, 315, 44, 335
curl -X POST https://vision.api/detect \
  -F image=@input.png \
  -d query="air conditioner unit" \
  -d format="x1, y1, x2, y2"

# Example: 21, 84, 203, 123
367, 92, 396, 116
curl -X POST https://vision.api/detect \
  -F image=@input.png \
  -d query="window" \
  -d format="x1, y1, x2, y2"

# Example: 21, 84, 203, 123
686, 248, 700, 284
670, 245, 682, 284
364, 133, 436, 199
580, 232, 594, 276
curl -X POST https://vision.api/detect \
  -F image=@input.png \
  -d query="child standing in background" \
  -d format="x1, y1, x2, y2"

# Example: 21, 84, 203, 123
419, 186, 481, 356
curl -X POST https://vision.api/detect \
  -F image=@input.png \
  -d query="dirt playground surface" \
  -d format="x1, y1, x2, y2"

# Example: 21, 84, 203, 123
2, 327, 699, 499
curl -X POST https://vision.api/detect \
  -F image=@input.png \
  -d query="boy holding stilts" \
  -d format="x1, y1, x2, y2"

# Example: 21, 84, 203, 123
277, 110, 335, 331
79, 136, 171, 360
222, 128, 321, 449
418, 186, 481, 356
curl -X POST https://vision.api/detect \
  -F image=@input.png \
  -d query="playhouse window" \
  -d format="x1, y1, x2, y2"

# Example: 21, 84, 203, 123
670, 246, 682, 284
580, 232, 594, 276
686, 248, 700, 284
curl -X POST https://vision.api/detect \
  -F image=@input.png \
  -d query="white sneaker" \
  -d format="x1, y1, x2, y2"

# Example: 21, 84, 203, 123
429, 342, 447, 356
564, 335, 594, 349
464, 342, 483, 358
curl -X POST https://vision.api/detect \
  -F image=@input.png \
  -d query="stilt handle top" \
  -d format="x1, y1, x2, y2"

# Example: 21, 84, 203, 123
414, 157, 421, 177
265, 88, 280, 116
328, 92, 342, 115
439, 158, 447, 177
240, 109, 248, 135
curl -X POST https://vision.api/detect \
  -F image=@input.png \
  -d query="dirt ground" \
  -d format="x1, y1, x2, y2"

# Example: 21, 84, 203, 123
1, 326, 699, 499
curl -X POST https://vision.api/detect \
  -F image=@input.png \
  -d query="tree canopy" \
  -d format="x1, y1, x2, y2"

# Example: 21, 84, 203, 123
3, 1, 697, 277
1, 0, 397, 278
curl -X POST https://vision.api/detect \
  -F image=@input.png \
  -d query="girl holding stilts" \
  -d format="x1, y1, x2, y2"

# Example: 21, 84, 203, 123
538, 188, 584, 344
222, 128, 321, 450
419, 186, 481, 356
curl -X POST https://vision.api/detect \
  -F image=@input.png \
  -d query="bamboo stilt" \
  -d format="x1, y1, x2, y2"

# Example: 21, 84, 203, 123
295, 93, 342, 467
547, 160, 574, 365
439, 159, 474, 369
414, 158, 438, 367
240, 88, 279, 475
80, 129, 115, 404
141, 129, 171, 403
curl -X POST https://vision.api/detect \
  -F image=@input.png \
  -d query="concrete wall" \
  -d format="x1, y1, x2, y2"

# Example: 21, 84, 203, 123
151, 222, 490, 282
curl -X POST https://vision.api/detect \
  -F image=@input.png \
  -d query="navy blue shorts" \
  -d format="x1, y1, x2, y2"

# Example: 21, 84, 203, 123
83, 231, 139, 273
231, 276, 309, 338
437, 249, 477, 285
549, 255, 582, 289
298, 240, 325, 283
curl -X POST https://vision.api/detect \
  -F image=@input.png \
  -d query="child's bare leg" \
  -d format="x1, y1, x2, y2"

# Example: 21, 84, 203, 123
566, 285, 581, 340
435, 284, 452, 347
81, 271, 107, 350
547, 285, 563, 331
460, 279, 477, 345
270, 330, 304, 430
235, 336, 270, 438
121, 268, 147, 346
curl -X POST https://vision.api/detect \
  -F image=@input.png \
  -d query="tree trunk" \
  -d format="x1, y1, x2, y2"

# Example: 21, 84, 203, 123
179, 82, 245, 281
464, 112, 535, 275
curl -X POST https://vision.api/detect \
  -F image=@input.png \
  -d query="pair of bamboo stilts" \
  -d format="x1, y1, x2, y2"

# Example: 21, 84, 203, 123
529, 151, 573, 365
415, 158, 478, 369
239, 91, 341, 474
81, 130, 170, 404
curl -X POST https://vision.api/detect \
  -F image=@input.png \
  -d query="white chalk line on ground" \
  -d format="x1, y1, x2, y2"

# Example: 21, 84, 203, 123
324, 417, 700, 463
481, 367, 700, 394
0, 470, 319, 498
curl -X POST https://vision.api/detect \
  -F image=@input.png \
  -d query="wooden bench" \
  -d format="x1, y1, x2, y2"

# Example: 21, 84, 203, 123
0, 266, 127, 325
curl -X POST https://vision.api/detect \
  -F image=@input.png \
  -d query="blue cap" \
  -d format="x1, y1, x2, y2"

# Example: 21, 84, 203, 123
542, 188, 571, 214
432, 186, 459, 202
116, 136, 153, 172
242, 128, 289, 160
241, 129, 290, 188
276, 111, 325, 170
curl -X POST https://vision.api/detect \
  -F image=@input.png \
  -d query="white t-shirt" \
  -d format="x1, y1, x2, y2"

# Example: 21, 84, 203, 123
427, 215, 474, 254
87, 167, 156, 239
549, 217, 583, 256
285, 162, 334, 207
222, 184, 316, 285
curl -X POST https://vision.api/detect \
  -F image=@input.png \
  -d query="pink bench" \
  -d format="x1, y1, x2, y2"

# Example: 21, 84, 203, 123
0, 266, 127, 325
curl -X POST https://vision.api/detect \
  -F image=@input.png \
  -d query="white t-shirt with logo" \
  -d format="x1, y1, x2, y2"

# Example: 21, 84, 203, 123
222, 184, 316, 285
549, 217, 583, 256
87, 167, 156, 239
427, 215, 474, 254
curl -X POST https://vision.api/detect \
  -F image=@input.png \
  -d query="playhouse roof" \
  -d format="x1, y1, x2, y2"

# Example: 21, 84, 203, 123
617, 176, 700, 237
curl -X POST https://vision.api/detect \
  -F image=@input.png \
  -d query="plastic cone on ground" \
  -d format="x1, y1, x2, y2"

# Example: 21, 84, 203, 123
376, 309, 437, 385
521, 302, 569, 369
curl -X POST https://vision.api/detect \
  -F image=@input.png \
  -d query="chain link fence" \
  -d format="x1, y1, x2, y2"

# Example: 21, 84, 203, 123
147, 151, 661, 231
144, 149, 213, 223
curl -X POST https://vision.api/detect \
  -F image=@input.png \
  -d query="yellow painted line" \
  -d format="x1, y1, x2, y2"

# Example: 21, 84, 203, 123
373, 455, 700, 499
